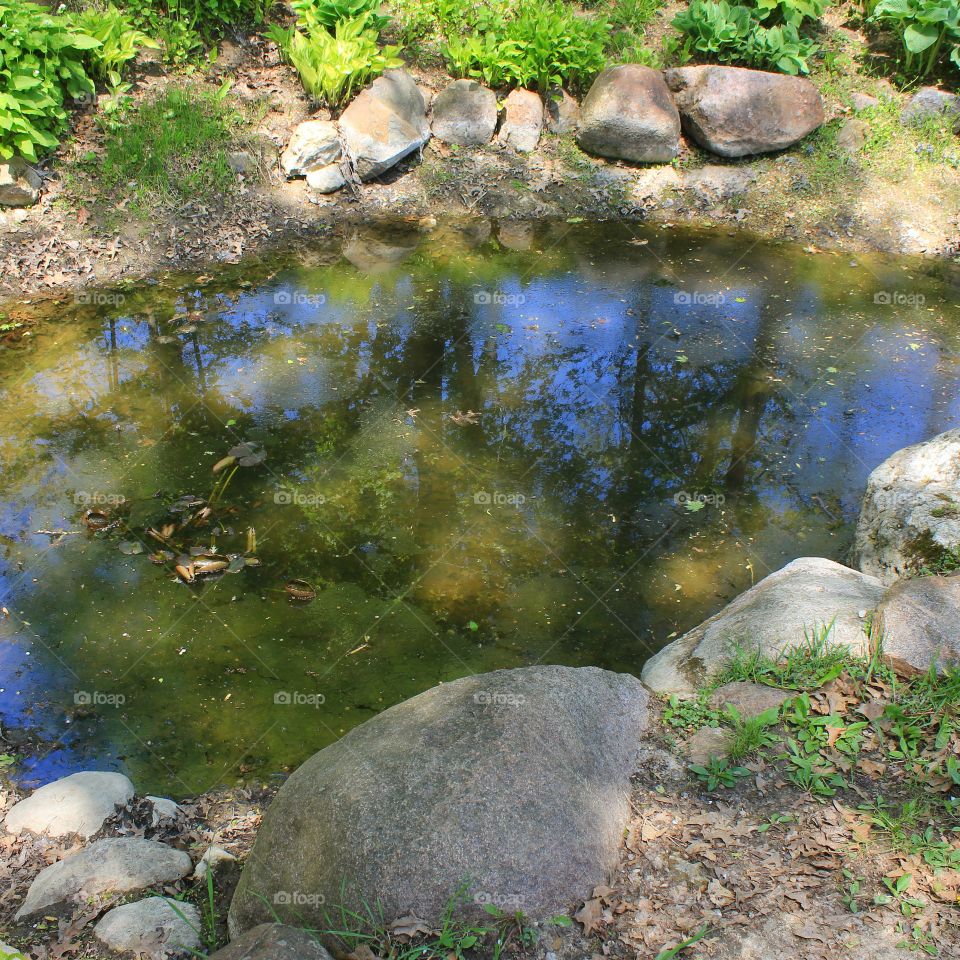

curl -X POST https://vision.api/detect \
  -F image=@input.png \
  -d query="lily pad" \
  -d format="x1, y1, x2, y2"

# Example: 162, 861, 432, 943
118, 540, 144, 555
228, 441, 267, 466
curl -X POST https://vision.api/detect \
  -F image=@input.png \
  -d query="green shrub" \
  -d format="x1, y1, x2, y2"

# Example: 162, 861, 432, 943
273, 16, 403, 108
125, 0, 272, 61
442, 0, 609, 92
70, 4, 160, 86
0, 0, 98, 162
871, 0, 960, 77
290, 0, 391, 34
671, 0, 819, 73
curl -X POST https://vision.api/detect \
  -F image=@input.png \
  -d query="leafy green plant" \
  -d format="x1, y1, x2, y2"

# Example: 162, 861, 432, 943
689, 756, 750, 789
291, 0, 391, 34
279, 16, 403, 108
670, 0, 819, 73
871, 0, 960, 77
662, 692, 721, 731
723, 704, 781, 760
0, 0, 98, 161
751, 0, 828, 26
876, 873, 926, 917
781, 737, 845, 796
442, 0, 609, 92
70, 4, 160, 86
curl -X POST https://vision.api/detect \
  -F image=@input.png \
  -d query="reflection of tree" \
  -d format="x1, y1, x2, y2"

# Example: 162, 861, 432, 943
2, 222, 946, 795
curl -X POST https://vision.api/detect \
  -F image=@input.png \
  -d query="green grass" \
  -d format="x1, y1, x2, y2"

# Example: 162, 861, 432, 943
79, 83, 245, 215
723, 704, 780, 761
715, 622, 851, 691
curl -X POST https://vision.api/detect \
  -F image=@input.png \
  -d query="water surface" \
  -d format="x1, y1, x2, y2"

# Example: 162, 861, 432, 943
1, 220, 957, 795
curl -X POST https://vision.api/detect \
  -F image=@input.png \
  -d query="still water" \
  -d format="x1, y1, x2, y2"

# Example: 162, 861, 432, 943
0, 219, 957, 796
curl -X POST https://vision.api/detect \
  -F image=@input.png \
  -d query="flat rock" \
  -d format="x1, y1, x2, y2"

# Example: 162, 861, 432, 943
147, 796, 180, 827
431, 79, 497, 146
305, 163, 345, 193
4, 771, 134, 839
498, 89, 543, 153
544, 88, 580, 135
340, 69, 430, 181
641, 557, 884, 696
229, 665, 648, 934
664, 65, 824, 158
875, 574, 960, 670
853, 428, 960, 582
850, 92, 879, 113
708, 681, 791, 717
280, 120, 341, 178
0, 158, 41, 207
16, 837, 192, 919
577, 64, 680, 163
210, 924, 333, 960
900, 87, 960, 128
837, 118, 868, 154
682, 164, 756, 201
95, 897, 201, 960
687, 726, 732, 764
193, 844, 237, 880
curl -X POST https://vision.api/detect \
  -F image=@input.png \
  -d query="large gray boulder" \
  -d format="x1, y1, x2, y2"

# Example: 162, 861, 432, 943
0, 158, 41, 207
4, 770, 134, 839
431, 80, 498, 146
340, 69, 430, 180
16, 838, 192, 918
853, 429, 960, 582
229, 665, 648, 935
875, 574, 960, 669
664, 65, 824, 158
577, 65, 680, 163
95, 897, 201, 960
641, 558, 884, 696
210, 924, 333, 960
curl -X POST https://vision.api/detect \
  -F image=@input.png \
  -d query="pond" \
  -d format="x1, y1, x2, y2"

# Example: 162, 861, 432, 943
1, 219, 958, 797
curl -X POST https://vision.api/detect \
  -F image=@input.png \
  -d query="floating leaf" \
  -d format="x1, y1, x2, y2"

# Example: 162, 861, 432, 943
285, 579, 317, 601
212, 455, 236, 474
83, 510, 112, 531
118, 540, 143, 555
226, 556, 247, 574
